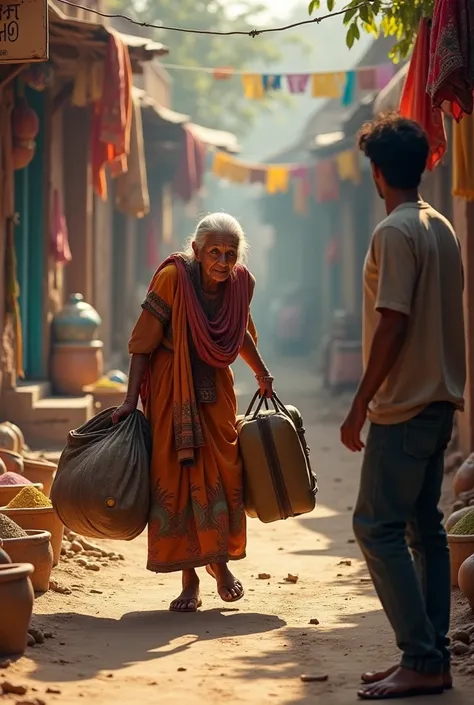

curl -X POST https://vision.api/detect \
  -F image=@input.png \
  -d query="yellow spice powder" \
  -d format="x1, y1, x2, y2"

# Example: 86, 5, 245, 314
6, 485, 52, 509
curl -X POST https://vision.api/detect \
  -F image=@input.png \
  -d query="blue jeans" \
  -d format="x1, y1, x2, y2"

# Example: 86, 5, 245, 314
353, 402, 455, 675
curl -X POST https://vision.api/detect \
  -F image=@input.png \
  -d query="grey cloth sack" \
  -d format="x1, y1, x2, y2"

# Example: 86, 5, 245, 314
51, 408, 152, 540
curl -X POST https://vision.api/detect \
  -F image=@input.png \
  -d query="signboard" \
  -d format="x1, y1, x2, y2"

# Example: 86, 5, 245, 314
0, 0, 48, 64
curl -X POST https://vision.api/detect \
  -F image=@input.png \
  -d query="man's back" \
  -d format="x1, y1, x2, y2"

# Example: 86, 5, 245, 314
363, 201, 466, 424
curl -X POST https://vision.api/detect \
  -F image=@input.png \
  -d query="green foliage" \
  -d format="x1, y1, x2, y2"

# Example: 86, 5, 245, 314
109, 0, 305, 135
308, 0, 435, 60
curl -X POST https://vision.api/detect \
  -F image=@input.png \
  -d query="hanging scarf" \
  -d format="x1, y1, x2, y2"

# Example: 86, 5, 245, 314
141, 254, 251, 465
426, 0, 474, 120
399, 18, 447, 171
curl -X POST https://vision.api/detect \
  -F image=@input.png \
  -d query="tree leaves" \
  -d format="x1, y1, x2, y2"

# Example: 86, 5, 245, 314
308, 0, 320, 14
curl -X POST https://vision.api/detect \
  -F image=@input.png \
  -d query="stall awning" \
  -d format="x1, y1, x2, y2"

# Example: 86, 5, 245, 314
133, 87, 188, 126
188, 123, 240, 153
373, 63, 409, 115
48, 2, 168, 73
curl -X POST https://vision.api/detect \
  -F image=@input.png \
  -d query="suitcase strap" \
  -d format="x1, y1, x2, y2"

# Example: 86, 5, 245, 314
257, 416, 294, 521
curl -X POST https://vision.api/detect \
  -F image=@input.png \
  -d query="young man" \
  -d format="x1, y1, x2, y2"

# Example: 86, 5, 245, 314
341, 114, 466, 700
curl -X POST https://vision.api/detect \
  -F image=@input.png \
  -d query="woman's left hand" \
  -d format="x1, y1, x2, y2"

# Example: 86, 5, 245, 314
257, 375, 274, 398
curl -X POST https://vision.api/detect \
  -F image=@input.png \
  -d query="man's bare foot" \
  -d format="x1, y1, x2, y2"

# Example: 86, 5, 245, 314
361, 665, 452, 690
206, 563, 244, 603
169, 569, 202, 613
358, 667, 444, 700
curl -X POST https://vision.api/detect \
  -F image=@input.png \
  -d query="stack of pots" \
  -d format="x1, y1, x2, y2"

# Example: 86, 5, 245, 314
447, 455, 474, 595
50, 293, 104, 395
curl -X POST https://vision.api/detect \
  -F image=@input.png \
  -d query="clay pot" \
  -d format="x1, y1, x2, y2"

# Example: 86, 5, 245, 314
445, 507, 474, 533
52, 293, 102, 343
0, 422, 20, 452
448, 533, 474, 587
0, 507, 64, 567
0, 449, 24, 475
458, 554, 474, 609
12, 140, 36, 170
0, 482, 43, 508
0, 457, 6, 475
0, 530, 53, 594
4, 422, 25, 452
22, 458, 56, 497
51, 341, 104, 395
453, 453, 474, 496
83, 384, 126, 412
0, 540, 11, 564
0, 563, 34, 656
12, 97, 39, 141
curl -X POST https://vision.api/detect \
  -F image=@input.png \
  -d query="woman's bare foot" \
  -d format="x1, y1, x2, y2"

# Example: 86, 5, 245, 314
358, 667, 444, 700
361, 665, 452, 690
206, 563, 244, 603
169, 569, 202, 613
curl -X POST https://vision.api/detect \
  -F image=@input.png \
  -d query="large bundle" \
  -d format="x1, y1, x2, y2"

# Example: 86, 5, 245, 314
51, 409, 152, 540
237, 393, 318, 523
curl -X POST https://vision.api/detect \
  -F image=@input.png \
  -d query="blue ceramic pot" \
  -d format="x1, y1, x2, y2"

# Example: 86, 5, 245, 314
52, 294, 102, 344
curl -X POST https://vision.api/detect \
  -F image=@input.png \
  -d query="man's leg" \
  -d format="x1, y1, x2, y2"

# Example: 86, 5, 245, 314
353, 417, 443, 675
407, 404, 455, 672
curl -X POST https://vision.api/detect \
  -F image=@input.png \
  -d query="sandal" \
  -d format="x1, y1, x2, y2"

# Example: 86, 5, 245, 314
206, 566, 245, 603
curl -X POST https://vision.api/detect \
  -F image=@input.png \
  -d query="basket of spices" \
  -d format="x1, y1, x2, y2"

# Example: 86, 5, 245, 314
448, 508, 474, 587
0, 514, 52, 593
1, 486, 64, 566
0, 471, 43, 507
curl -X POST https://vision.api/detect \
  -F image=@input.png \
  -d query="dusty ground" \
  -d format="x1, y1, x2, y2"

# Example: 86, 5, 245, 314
2, 359, 473, 704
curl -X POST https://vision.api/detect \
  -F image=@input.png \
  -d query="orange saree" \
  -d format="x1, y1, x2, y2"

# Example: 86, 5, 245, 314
128, 259, 256, 573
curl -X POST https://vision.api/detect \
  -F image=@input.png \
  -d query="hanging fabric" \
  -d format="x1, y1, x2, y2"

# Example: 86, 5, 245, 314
342, 71, 356, 106
336, 150, 360, 185
241, 74, 264, 99
287, 74, 310, 94
293, 179, 311, 216
427, 0, 474, 120
357, 67, 377, 91
173, 125, 206, 202
263, 75, 282, 91
213, 67, 234, 80
311, 72, 346, 99
115, 94, 150, 217
315, 160, 339, 202
50, 189, 72, 264
375, 64, 394, 90
266, 166, 289, 194
452, 112, 474, 199
399, 18, 446, 171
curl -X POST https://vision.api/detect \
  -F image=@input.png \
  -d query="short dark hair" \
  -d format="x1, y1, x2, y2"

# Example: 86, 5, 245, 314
358, 113, 429, 190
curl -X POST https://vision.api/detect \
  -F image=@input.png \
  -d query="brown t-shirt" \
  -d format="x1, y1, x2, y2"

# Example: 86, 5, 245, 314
363, 201, 466, 424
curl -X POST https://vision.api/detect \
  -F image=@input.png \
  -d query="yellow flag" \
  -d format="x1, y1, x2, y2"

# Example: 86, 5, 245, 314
336, 150, 361, 185
311, 72, 346, 99
241, 74, 265, 100
266, 167, 289, 194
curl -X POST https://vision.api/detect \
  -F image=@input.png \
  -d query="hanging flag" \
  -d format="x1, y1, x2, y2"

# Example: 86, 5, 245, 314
357, 67, 377, 91
263, 74, 282, 91
213, 67, 234, 80
266, 166, 289, 194
212, 151, 233, 178
336, 150, 361, 185
293, 179, 311, 216
315, 159, 339, 202
375, 64, 395, 90
287, 74, 310, 94
250, 167, 266, 184
241, 74, 265, 99
342, 71, 356, 106
311, 72, 346, 99
290, 165, 309, 179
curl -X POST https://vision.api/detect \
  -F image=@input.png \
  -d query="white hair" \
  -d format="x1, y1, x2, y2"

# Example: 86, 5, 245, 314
184, 212, 249, 265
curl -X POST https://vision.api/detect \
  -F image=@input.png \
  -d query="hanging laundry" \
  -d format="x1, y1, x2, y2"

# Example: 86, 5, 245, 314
287, 74, 310, 94
173, 125, 206, 202
146, 217, 160, 271
91, 32, 133, 200
399, 18, 446, 171
115, 94, 150, 217
50, 189, 72, 264
266, 166, 289, 194
250, 167, 266, 184
357, 67, 377, 91
226, 160, 250, 184
290, 165, 309, 179
263, 75, 282, 91
427, 0, 474, 120
452, 112, 474, 199
311, 72, 346, 99
213, 67, 234, 80
336, 150, 360, 185
342, 71, 356, 106
212, 151, 233, 178
375, 64, 395, 90
315, 160, 339, 202
293, 179, 311, 216
241, 74, 264, 99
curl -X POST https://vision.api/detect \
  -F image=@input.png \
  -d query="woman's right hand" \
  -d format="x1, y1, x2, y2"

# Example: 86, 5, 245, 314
111, 399, 137, 424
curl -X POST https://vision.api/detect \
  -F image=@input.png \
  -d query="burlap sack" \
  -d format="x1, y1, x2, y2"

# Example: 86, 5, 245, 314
51, 408, 152, 540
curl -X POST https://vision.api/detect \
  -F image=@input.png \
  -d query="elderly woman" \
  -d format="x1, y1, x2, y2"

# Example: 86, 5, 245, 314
113, 213, 273, 612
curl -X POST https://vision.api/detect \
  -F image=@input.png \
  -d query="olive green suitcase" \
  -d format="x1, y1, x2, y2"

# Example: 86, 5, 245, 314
236, 393, 318, 523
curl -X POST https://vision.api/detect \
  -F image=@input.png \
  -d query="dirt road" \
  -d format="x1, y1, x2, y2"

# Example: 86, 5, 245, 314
4, 360, 472, 704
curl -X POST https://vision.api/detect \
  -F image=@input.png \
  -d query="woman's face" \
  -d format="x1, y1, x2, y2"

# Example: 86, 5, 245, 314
193, 233, 239, 283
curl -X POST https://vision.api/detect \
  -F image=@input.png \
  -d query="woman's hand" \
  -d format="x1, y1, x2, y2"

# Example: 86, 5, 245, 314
256, 374, 274, 398
111, 399, 137, 425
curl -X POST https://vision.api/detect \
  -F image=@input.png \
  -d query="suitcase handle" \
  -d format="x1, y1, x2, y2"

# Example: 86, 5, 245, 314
245, 391, 295, 421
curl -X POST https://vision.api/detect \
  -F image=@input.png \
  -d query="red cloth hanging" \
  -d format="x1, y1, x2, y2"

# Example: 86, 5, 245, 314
173, 126, 206, 203
427, 0, 474, 120
146, 217, 160, 271
399, 18, 447, 170
50, 189, 72, 264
